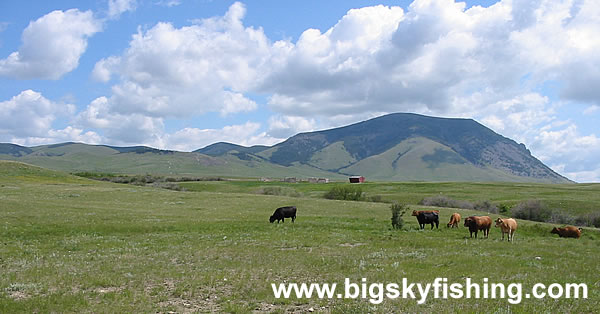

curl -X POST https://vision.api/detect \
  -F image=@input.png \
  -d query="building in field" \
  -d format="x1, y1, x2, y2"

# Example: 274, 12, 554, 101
349, 176, 365, 183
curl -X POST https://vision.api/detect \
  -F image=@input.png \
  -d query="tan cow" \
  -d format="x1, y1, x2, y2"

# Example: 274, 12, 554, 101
550, 226, 582, 238
447, 213, 461, 228
495, 218, 518, 242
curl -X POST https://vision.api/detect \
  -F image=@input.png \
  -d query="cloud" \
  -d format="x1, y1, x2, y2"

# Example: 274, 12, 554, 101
267, 115, 317, 139
164, 122, 280, 152
0, 9, 101, 80
260, 0, 600, 118
108, 0, 137, 19
93, 2, 270, 118
12, 127, 103, 147
530, 123, 600, 183
75, 96, 165, 146
155, 0, 181, 7
583, 105, 599, 115
0, 90, 101, 147
0, 90, 75, 139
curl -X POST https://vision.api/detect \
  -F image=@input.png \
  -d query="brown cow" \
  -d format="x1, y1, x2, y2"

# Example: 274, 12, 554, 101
464, 216, 492, 238
411, 210, 440, 216
550, 226, 581, 238
495, 218, 518, 242
447, 213, 461, 228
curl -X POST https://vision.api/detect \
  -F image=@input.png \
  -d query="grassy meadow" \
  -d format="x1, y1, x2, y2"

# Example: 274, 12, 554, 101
1, 161, 599, 312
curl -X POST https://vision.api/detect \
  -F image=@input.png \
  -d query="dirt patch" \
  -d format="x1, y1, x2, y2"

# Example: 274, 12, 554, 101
339, 243, 366, 247
95, 286, 123, 294
7, 290, 29, 300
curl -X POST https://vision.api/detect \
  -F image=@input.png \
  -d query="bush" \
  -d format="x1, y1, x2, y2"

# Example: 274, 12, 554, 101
324, 186, 365, 201
391, 202, 408, 230
549, 211, 575, 225
498, 203, 510, 214
419, 195, 474, 209
255, 186, 302, 198
511, 200, 553, 222
474, 200, 498, 214
368, 195, 385, 203
574, 212, 600, 228
419, 195, 498, 214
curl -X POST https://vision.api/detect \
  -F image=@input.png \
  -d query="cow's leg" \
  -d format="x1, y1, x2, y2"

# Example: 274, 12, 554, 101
292, 216, 295, 223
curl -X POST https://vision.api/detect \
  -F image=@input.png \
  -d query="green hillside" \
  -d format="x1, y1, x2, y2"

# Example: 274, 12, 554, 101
197, 113, 571, 183
338, 137, 535, 182
0, 113, 573, 183
0, 143, 343, 179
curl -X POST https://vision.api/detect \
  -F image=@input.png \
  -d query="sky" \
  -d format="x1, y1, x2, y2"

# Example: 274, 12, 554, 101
0, 0, 599, 182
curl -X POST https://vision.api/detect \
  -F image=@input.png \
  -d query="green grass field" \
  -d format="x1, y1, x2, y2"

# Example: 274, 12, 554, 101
1, 161, 599, 312
179, 180, 600, 215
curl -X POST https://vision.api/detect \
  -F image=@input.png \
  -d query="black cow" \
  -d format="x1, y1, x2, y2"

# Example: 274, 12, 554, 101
269, 206, 297, 223
416, 211, 439, 229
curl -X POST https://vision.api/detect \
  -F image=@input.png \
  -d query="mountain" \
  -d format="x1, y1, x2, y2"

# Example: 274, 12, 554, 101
0, 142, 341, 179
0, 113, 571, 183
199, 113, 571, 183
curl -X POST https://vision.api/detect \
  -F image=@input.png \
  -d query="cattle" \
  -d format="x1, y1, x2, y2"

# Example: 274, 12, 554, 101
269, 206, 297, 223
414, 211, 439, 230
447, 213, 461, 228
464, 216, 492, 238
412, 210, 440, 217
550, 226, 581, 238
495, 218, 518, 242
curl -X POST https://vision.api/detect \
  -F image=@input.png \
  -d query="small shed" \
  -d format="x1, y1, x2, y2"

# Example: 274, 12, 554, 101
349, 176, 365, 183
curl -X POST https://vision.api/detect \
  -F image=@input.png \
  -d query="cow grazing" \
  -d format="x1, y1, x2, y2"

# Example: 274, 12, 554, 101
495, 218, 518, 242
269, 206, 297, 223
447, 213, 461, 228
550, 226, 581, 238
414, 211, 439, 230
464, 216, 492, 238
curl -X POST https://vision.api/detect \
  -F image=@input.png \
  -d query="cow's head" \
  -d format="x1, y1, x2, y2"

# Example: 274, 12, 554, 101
269, 215, 276, 223
464, 217, 473, 227
411, 210, 418, 216
495, 218, 503, 227
550, 227, 559, 234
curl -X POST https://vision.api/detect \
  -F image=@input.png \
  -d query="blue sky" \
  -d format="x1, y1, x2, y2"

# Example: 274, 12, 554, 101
0, 0, 599, 182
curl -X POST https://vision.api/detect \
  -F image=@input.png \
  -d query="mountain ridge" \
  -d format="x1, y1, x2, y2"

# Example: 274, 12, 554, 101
1, 113, 571, 183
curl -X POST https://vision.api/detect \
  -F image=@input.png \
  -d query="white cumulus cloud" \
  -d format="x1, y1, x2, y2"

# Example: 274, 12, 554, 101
0, 90, 75, 139
108, 0, 137, 19
0, 9, 101, 80
163, 122, 280, 152
93, 2, 270, 118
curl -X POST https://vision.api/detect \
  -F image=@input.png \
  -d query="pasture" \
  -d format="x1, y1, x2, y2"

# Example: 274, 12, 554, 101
0, 161, 599, 312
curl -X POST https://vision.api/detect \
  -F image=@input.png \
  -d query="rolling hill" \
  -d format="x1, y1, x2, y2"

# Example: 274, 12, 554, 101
199, 113, 571, 183
1, 113, 570, 183
0, 142, 341, 179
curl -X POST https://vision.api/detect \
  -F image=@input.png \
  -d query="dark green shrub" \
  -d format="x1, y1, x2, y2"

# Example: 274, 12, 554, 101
498, 203, 510, 214
391, 202, 408, 230
512, 200, 553, 222
324, 186, 365, 201
256, 186, 302, 197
